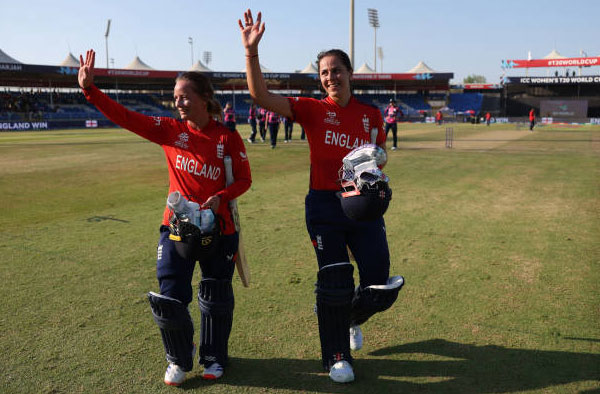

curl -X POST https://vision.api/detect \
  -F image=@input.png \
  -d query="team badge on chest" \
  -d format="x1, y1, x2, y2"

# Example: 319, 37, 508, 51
362, 114, 370, 133
216, 142, 224, 159
175, 132, 189, 149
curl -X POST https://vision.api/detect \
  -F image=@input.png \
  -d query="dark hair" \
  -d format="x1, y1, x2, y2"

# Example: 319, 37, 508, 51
316, 49, 353, 74
175, 72, 222, 117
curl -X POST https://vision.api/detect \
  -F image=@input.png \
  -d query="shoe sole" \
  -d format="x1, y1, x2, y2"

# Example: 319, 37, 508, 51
329, 374, 355, 383
202, 373, 222, 380
164, 380, 182, 386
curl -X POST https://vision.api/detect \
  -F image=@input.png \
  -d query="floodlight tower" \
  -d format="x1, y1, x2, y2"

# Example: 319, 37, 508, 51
349, 0, 355, 69
368, 8, 379, 72
188, 37, 194, 66
203, 51, 212, 67
104, 19, 111, 69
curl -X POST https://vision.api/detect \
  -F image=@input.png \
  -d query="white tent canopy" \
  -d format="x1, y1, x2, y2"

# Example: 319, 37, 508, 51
407, 61, 436, 73
59, 52, 79, 67
544, 49, 566, 59
241, 64, 272, 73
299, 62, 318, 73
190, 60, 211, 72
355, 63, 375, 74
124, 56, 154, 70
0, 48, 21, 64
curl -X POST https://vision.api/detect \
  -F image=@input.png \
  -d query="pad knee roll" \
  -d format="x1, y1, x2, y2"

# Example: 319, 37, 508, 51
351, 275, 405, 326
315, 263, 355, 370
148, 292, 195, 372
197, 279, 234, 367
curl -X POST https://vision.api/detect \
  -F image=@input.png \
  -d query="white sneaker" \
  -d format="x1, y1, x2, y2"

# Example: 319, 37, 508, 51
329, 360, 354, 383
202, 363, 224, 380
164, 363, 186, 386
163, 343, 196, 386
349, 325, 363, 351
391, 146, 397, 150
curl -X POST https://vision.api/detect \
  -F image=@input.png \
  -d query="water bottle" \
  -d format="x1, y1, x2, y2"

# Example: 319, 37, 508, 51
199, 209, 215, 233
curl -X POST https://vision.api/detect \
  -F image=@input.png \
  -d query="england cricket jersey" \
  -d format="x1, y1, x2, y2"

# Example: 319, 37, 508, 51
83, 85, 251, 234
288, 96, 385, 191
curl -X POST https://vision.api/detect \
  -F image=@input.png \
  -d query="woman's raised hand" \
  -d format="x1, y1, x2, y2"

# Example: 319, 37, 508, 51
78, 49, 95, 89
238, 9, 265, 55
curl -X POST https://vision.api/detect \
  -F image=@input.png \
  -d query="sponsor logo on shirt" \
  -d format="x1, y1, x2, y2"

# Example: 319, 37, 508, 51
324, 111, 340, 126
175, 154, 222, 180
175, 132, 189, 149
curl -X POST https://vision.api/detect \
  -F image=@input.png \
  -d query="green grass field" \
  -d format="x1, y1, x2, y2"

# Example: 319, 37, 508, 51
1, 123, 599, 393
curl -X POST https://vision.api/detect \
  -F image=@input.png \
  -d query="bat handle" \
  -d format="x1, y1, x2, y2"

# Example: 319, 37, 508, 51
370, 128, 378, 144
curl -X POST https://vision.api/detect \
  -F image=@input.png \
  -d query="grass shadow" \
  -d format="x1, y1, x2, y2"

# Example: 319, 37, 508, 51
182, 339, 599, 393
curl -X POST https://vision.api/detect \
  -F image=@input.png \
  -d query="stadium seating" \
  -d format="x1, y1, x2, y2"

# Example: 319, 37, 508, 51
448, 93, 483, 113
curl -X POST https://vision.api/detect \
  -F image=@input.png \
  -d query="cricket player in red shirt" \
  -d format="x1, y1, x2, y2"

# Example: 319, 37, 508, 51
78, 50, 251, 386
529, 108, 536, 131
240, 10, 404, 384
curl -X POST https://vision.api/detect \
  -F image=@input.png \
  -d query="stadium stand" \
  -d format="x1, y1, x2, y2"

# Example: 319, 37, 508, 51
448, 92, 483, 113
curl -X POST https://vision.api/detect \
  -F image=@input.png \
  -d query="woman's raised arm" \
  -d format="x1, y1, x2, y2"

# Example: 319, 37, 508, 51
239, 9, 292, 119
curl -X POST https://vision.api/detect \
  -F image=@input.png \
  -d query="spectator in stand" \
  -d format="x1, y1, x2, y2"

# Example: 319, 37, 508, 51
529, 108, 535, 131
283, 116, 293, 142
247, 103, 258, 143
383, 99, 400, 150
266, 110, 281, 148
258, 106, 267, 142
485, 112, 491, 126
223, 102, 236, 131
435, 110, 443, 126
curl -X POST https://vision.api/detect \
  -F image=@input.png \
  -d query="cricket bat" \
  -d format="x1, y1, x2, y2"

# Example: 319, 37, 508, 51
224, 156, 250, 287
370, 127, 378, 144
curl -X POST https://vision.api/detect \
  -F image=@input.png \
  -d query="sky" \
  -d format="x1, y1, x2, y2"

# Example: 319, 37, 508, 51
1, 0, 599, 84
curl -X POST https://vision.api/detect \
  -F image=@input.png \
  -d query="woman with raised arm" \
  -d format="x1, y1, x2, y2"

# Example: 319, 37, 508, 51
239, 10, 404, 384
78, 50, 251, 386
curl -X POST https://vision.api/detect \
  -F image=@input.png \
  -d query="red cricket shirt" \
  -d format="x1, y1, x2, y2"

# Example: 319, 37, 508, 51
288, 95, 385, 191
83, 85, 251, 234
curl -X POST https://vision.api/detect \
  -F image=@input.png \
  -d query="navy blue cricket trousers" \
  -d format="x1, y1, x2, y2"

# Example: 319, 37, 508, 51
305, 190, 390, 287
155, 225, 238, 305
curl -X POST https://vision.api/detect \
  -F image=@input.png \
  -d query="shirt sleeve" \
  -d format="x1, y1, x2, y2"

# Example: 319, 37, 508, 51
83, 84, 171, 145
287, 96, 319, 132
215, 131, 252, 203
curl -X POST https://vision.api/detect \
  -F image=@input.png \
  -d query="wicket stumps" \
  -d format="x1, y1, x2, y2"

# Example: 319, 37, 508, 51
445, 127, 454, 148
